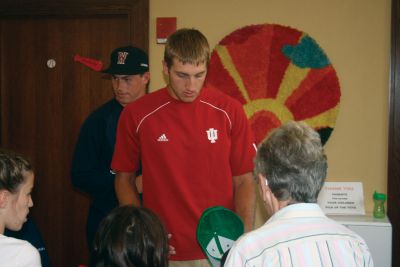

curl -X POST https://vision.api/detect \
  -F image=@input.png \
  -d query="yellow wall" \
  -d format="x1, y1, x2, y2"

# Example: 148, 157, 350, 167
149, 0, 391, 225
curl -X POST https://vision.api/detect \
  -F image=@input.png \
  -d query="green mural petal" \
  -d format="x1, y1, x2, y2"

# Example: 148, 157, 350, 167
282, 35, 330, 68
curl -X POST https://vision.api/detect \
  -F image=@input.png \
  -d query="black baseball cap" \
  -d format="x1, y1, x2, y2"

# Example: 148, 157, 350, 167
102, 46, 149, 75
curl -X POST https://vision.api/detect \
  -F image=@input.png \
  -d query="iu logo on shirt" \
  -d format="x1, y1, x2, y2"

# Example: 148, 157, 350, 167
206, 128, 218, 143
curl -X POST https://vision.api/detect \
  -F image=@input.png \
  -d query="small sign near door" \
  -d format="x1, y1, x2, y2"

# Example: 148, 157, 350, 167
156, 17, 177, 44
318, 182, 365, 215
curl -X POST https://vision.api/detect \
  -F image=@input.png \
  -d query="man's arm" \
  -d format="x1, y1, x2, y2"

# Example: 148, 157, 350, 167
233, 172, 256, 232
71, 118, 115, 196
115, 171, 141, 207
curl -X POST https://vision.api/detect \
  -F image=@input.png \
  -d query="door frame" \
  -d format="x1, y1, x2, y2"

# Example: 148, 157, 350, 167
389, 0, 400, 266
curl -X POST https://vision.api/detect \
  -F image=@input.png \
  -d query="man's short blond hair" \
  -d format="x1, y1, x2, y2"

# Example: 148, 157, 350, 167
164, 28, 210, 68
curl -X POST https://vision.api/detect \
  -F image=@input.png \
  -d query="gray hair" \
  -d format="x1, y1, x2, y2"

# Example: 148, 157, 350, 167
254, 121, 327, 203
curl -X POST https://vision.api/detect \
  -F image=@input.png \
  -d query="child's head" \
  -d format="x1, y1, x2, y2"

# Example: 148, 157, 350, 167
91, 205, 169, 267
0, 150, 34, 232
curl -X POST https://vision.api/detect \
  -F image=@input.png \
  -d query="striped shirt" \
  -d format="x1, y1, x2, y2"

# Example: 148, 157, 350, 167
224, 203, 373, 267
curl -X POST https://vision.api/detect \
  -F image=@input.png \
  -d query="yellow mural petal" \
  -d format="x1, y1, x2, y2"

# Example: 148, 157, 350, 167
215, 45, 251, 103
303, 104, 340, 128
276, 62, 310, 103
244, 98, 294, 122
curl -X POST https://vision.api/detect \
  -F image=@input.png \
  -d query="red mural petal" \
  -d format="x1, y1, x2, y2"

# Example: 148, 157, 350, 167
220, 24, 265, 45
221, 25, 302, 100
224, 25, 274, 100
249, 110, 281, 144
265, 25, 302, 98
287, 66, 340, 120
206, 53, 247, 104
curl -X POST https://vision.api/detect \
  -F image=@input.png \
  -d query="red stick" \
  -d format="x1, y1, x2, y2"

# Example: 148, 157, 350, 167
74, 54, 103, 71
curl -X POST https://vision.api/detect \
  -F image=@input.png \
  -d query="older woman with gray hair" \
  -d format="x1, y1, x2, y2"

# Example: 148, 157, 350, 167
224, 121, 373, 267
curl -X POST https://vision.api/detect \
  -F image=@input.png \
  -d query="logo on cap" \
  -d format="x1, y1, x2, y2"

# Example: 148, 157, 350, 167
103, 46, 148, 75
117, 52, 129, 65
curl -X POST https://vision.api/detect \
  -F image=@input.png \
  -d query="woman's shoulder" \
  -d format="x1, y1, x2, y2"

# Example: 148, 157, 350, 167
0, 235, 41, 266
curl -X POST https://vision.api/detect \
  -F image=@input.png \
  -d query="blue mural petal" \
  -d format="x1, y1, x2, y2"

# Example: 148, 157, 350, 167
281, 35, 330, 68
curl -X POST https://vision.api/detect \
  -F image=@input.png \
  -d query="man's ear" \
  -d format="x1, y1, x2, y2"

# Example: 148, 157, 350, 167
162, 60, 169, 76
142, 71, 150, 83
257, 174, 269, 201
0, 190, 9, 208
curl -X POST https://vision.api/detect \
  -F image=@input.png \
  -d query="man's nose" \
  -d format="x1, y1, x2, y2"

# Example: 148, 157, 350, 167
185, 77, 195, 90
29, 196, 34, 208
115, 79, 122, 89
114, 78, 125, 90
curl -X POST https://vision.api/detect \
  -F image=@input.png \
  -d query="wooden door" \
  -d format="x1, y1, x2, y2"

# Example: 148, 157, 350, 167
0, 1, 148, 266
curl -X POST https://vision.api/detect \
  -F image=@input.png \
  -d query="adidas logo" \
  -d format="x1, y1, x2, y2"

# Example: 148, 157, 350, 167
157, 134, 169, 142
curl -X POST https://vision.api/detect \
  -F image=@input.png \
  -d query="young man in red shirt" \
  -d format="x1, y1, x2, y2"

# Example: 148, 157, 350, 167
112, 29, 256, 267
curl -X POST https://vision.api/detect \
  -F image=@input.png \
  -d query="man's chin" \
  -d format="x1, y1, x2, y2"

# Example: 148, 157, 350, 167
115, 96, 133, 106
179, 95, 198, 103
7, 223, 23, 232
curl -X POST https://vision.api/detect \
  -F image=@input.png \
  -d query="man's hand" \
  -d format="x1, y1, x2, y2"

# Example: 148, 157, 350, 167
114, 171, 141, 206
233, 172, 256, 232
168, 234, 176, 256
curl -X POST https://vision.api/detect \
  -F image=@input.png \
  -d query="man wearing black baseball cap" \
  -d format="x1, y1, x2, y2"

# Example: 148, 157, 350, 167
71, 45, 149, 251
102, 45, 150, 106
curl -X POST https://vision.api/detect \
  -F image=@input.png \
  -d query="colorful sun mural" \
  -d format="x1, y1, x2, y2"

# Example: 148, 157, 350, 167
206, 24, 341, 145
